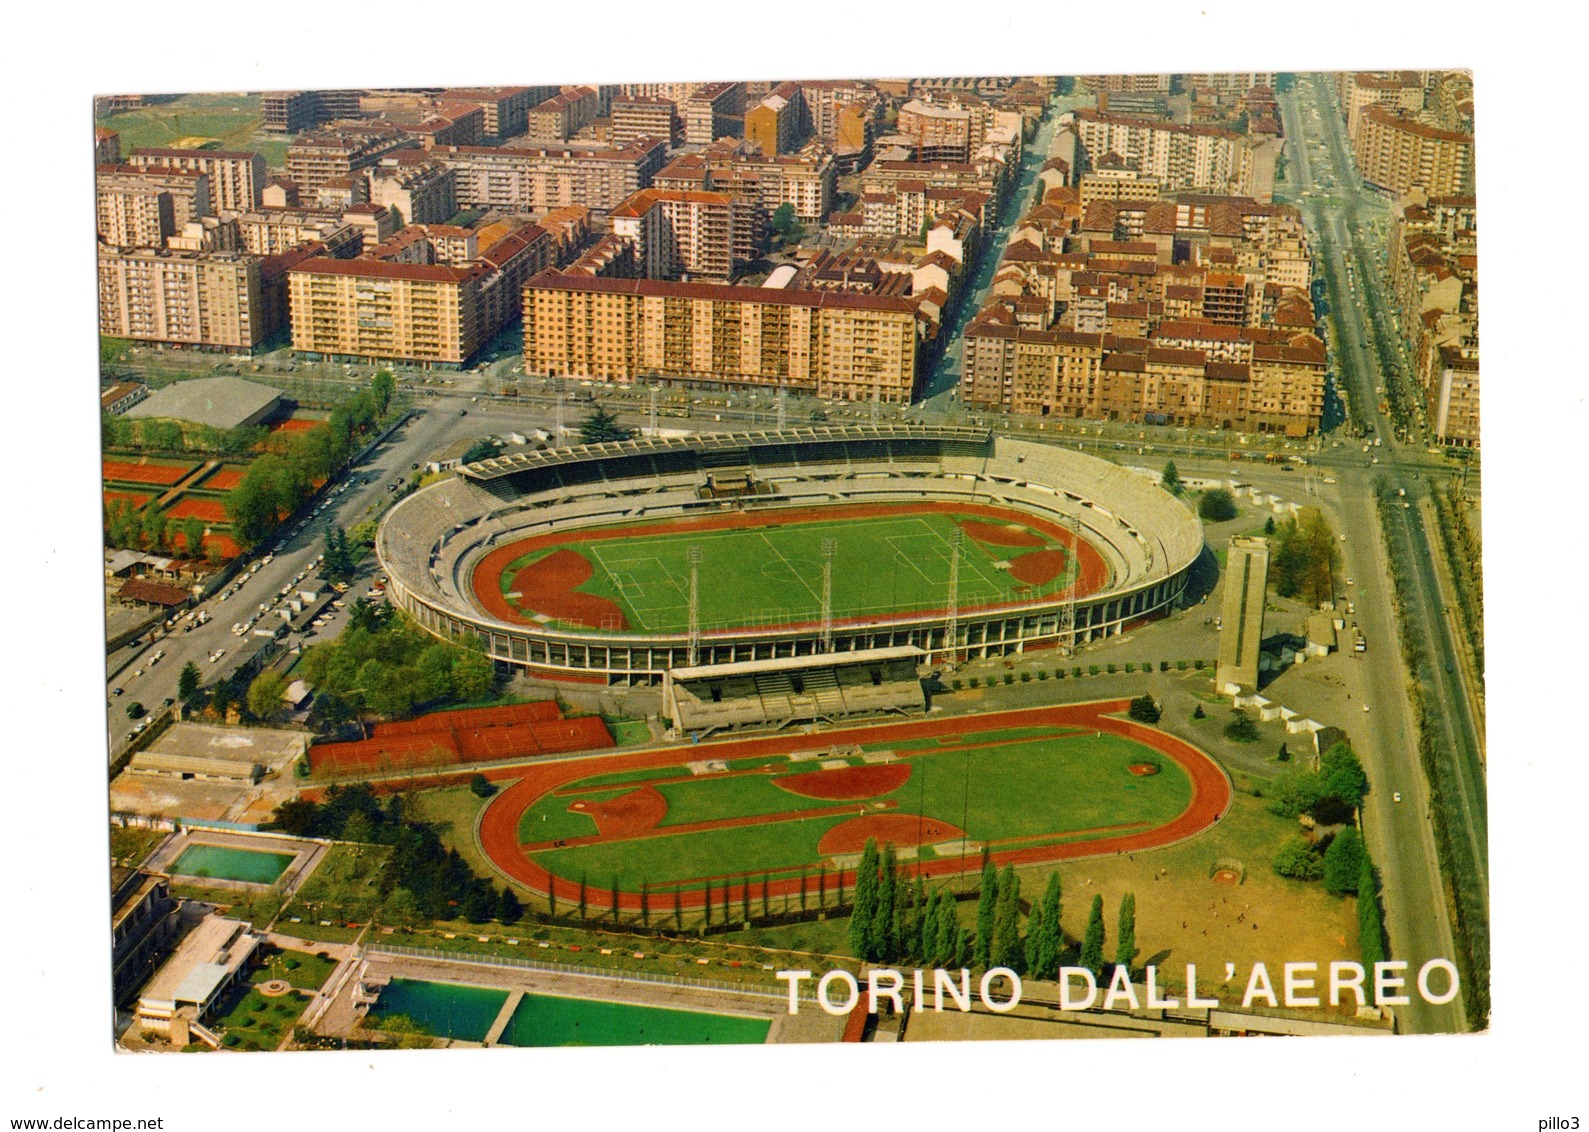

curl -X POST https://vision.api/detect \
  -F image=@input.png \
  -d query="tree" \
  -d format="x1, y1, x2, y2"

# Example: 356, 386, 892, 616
974, 858, 999, 968
1115, 892, 1137, 975
771, 202, 803, 244
1030, 873, 1062, 979
1322, 827, 1366, 895
992, 865, 1024, 972
181, 517, 206, 558
1192, 703, 1206, 720
872, 845, 898, 962
125, 701, 146, 720
414, 644, 457, 702
246, 671, 289, 721
498, 886, 523, 924
1273, 836, 1325, 880
849, 839, 881, 960
468, 773, 495, 798
1264, 515, 1277, 535
371, 369, 396, 417
1357, 853, 1386, 989
1079, 894, 1106, 978
577, 874, 588, 920
578, 406, 631, 445
1198, 488, 1239, 522
1128, 693, 1161, 723
461, 880, 495, 923
1161, 460, 1181, 494
1224, 711, 1260, 742
323, 525, 356, 584
177, 661, 203, 704
451, 649, 496, 703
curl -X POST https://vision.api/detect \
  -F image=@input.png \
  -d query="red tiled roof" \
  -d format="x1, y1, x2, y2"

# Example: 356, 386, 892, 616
527, 272, 919, 314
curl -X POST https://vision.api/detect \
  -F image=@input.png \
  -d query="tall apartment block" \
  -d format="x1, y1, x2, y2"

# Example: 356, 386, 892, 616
609, 188, 751, 281
125, 149, 266, 213
522, 274, 919, 402
610, 96, 679, 147
1215, 536, 1269, 693
1354, 106, 1473, 198
424, 139, 667, 215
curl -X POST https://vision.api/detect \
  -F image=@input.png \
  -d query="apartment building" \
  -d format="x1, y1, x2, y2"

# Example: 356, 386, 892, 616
745, 83, 806, 155
682, 82, 744, 146
897, 100, 974, 162
610, 96, 679, 147
126, 149, 266, 213
288, 228, 550, 365
526, 86, 600, 141
1431, 342, 1479, 447
1336, 71, 1426, 139
427, 138, 667, 215
1354, 106, 1474, 198
609, 188, 751, 282
367, 158, 457, 224
97, 165, 211, 230
692, 139, 838, 226
233, 209, 362, 258
95, 127, 121, 165
522, 273, 919, 402
438, 86, 553, 141
286, 123, 413, 195
1071, 109, 1279, 201
960, 313, 1324, 433
1181, 73, 1277, 99
98, 244, 316, 351
1078, 165, 1163, 206
97, 179, 176, 249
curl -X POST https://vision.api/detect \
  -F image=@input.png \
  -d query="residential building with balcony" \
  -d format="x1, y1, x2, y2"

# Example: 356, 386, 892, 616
126, 149, 266, 213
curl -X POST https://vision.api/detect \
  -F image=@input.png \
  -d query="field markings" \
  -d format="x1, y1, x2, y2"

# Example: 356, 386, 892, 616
756, 531, 823, 607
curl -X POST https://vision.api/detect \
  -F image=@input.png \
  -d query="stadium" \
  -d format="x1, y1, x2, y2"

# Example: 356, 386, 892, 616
376, 425, 1205, 708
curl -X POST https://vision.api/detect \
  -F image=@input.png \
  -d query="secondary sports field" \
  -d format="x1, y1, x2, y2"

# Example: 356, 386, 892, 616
476, 700, 1230, 908
471, 501, 1110, 634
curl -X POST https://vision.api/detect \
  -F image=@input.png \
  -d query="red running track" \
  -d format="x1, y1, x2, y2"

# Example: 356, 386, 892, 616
474, 700, 1231, 910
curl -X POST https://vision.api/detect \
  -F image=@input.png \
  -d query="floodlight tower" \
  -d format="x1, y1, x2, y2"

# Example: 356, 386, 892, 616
943, 529, 962, 668
687, 545, 702, 667
648, 384, 659, 437
820, 538, 836, 653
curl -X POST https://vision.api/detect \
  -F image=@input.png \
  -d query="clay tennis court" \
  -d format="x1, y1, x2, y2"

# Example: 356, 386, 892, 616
102, 459, 193, 486
471, 500, 1110, 633
471, 700, 1230, 910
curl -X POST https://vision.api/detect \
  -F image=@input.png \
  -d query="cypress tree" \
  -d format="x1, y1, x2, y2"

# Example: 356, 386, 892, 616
610, 876, 621, 922
933, 892, 958, 967
703, 879, 712, 927
911, 877, 930, 962
740, 878, 750, 923
1033, 873, 1062, 979
761, 872, 771, 919
547, 878, 557, 919
799, 868, 808, 912
849, 839, 881, 959
578, 874, 588, 921
873, 844, 898, 962
1357, 853, 1385, 1001
992, 865, 1024, 972
974, 859, 999, 968
640, 881, 650, 928
1115, 892, 1136, 976
674, 888, 683, 930
1080, 894, 1106, 978
817, 866, 827, 909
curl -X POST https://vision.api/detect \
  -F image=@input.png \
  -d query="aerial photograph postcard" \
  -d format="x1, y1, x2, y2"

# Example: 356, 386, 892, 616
95, 69, 1486, 1053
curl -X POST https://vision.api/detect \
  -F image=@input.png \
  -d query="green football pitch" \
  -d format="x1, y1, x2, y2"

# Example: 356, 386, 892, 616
523, 727, 1191, 891
499, 509, 1075, 633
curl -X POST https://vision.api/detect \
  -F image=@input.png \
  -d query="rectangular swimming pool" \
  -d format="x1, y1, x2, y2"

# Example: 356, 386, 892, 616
171, 843, 294, 884
499, 991, 770, 1047
369, 979, 508, 1043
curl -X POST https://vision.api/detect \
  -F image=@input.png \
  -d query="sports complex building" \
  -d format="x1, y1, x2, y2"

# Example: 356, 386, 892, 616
376, 425, 1203, 691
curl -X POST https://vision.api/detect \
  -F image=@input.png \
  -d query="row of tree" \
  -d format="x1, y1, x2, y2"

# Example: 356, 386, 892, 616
103, 499, 218, 562
102, 414, 268, 458
846, 842, 1137, 981
1267, 741, 1369, 826
1270, 508, 1342, 605
224, 373, 396, 550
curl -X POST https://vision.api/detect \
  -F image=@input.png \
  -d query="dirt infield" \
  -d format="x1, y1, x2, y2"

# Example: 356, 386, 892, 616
575, 785, 667, 838
467, 699, 1231, 910
470, 500, 1112, 632
499, 548, 629, 631
1008, 549, 1070, 587
957, 519, 1045, 548
103, 460, 192, 486
818, 813, 967, 855
774, 762, 912, 801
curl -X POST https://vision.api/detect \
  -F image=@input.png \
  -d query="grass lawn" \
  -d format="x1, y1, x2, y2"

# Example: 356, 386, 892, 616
609, 719, 653, 745
214, 983, 306, 1051
251, 946, 339, 991
96, 93, 266, 155
110, 825, 168, 868
168, 882, 284, 928
283, 843, 390, 927
528, 729, 1193, 890
504, 506, 1077, 633
408, 784, 501, 886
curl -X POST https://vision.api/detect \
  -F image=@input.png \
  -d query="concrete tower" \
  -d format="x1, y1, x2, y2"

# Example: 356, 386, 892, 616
1216, 536, 1270, 694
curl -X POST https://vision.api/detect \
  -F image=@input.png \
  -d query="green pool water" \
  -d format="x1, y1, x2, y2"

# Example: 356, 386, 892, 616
499, 992, 771, 1048
370, 979, 508, 1043
171, 843, 293, 884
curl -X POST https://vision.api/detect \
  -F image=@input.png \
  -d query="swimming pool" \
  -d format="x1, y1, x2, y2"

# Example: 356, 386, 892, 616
499, 991, 770, 1047
369, 979, 508, 1043
171, 843, 294, 884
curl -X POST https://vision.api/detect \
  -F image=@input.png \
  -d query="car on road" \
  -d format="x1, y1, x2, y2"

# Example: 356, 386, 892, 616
209, 649, 226, 663
1393, 791, 1402, 803
112, 687, 124, 697
1362, 703, 1370, 712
